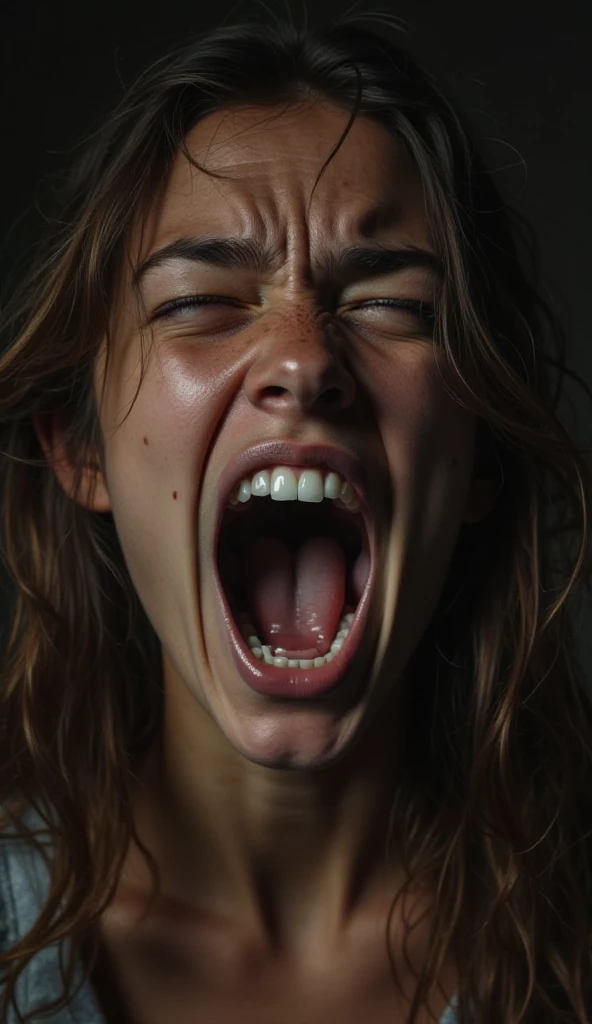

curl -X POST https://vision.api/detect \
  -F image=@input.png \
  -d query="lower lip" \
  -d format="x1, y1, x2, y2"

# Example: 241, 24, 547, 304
212, 548, 374, 700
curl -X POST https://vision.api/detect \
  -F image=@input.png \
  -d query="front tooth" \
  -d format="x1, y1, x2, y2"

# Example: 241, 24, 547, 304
298, 469, 324, 503
251, 469, 270, 497
270, 467, 298, 501
238, 479, 251, 502
324, 472, 343, 499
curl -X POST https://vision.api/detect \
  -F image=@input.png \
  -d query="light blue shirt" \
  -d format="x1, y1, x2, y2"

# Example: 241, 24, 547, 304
1, 804, 459, 1022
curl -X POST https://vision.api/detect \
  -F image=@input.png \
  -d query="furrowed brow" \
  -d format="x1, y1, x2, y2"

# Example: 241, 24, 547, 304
132, 236, 283, 287
132, 236, 442, 288
325, 244, 442, 281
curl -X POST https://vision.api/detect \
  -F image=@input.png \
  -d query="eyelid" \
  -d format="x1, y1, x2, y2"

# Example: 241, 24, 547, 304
152, 294, 240, 320
342, 297, 436, 318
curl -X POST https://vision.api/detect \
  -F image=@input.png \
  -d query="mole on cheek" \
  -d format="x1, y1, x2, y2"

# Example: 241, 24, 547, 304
172, 491, 178, 500
143, 436, 149, 445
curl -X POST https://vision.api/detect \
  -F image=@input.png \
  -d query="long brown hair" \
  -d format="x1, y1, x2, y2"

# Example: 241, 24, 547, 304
1, 13, 591, 1023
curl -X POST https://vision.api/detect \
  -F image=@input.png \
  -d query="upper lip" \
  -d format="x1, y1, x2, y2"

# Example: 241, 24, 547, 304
216, 440, 372, 535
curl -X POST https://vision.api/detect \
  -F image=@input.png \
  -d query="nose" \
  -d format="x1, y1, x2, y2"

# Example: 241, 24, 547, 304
244, 307, 356, 418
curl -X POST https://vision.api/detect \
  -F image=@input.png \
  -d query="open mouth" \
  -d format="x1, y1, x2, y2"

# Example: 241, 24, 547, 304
213, 465, 373, 699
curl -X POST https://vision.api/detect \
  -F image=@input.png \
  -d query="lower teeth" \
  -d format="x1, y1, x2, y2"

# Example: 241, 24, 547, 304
236, 608, 354, 669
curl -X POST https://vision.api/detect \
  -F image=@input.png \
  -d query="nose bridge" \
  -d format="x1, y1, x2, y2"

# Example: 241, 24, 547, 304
244, 300, 356, 416
278, 302, 330, 350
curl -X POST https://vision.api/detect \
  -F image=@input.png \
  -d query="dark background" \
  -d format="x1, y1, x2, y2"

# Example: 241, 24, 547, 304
1, 0, 591, 686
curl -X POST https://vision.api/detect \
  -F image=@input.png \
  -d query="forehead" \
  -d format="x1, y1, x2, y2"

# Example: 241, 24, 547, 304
141, 100, 431, 255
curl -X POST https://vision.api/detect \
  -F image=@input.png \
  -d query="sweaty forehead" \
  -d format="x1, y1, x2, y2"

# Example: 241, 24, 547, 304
141, 100, 431, 256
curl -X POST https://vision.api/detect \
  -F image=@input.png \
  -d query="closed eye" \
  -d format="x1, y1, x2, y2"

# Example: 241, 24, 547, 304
352, 298, 434, 318
152, 295, 240, 320
341, 298, 436, 334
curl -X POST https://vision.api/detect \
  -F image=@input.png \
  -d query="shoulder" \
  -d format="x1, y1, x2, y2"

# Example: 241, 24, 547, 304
0, 803, 107, 1022
0, 844, 10, 952
438, 994, 460, 1023
0, 802, 53, 950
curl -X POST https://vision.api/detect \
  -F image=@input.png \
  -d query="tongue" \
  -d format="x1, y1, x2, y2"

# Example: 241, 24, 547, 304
244, 536, 347, 657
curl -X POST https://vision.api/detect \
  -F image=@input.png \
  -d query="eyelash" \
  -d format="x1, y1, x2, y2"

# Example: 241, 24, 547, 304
154, 295, 436, 325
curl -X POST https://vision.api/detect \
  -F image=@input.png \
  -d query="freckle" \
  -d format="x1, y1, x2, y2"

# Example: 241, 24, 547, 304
143, 436, 149, 445
172, 491, 178, 500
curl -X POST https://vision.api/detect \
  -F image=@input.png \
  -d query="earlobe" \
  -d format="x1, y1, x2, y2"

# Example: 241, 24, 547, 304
32, 412, 112, 513
462, 476, 498, 524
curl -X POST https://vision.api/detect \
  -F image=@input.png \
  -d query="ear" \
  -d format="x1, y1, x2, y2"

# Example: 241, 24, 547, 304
32, 411, 112, 513
462, 475, 497, 524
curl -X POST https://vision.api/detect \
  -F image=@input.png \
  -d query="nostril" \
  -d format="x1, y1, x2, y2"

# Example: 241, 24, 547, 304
264, 386, 289, 397
323, 388, 343, 406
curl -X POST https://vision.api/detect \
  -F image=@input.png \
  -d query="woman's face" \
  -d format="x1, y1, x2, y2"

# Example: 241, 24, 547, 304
69, 100, 492, 768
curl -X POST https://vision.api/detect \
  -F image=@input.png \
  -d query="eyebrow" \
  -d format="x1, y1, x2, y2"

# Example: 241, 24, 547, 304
132, 236, 442, 287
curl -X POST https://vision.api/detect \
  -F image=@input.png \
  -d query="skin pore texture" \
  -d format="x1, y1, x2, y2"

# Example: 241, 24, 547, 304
36, 99, 495, 1021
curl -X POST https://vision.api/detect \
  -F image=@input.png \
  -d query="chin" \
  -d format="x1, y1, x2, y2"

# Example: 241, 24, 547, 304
218, 701, 366, 771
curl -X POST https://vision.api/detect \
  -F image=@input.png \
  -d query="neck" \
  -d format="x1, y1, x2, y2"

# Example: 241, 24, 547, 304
128, 665, 410, 961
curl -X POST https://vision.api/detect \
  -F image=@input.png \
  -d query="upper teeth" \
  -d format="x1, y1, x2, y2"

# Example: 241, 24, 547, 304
228, 466, 361, 511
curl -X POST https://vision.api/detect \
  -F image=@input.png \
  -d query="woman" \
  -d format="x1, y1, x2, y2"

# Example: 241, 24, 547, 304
0, 15, 591, 1024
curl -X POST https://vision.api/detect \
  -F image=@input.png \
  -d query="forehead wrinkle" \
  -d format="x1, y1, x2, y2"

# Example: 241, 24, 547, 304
199, 172, 317, 284
154, 112, 428, 284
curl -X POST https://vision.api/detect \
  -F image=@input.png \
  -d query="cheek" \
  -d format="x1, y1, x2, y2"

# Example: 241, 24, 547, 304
364, 348, 476, 527
364, 352, 476, 681
369, 347, 472, 447
101, 341, 245, 493
93, 342, 248, 664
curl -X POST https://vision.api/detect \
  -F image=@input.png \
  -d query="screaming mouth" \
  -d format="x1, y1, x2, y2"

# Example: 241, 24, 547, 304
217, 465, 371, 672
